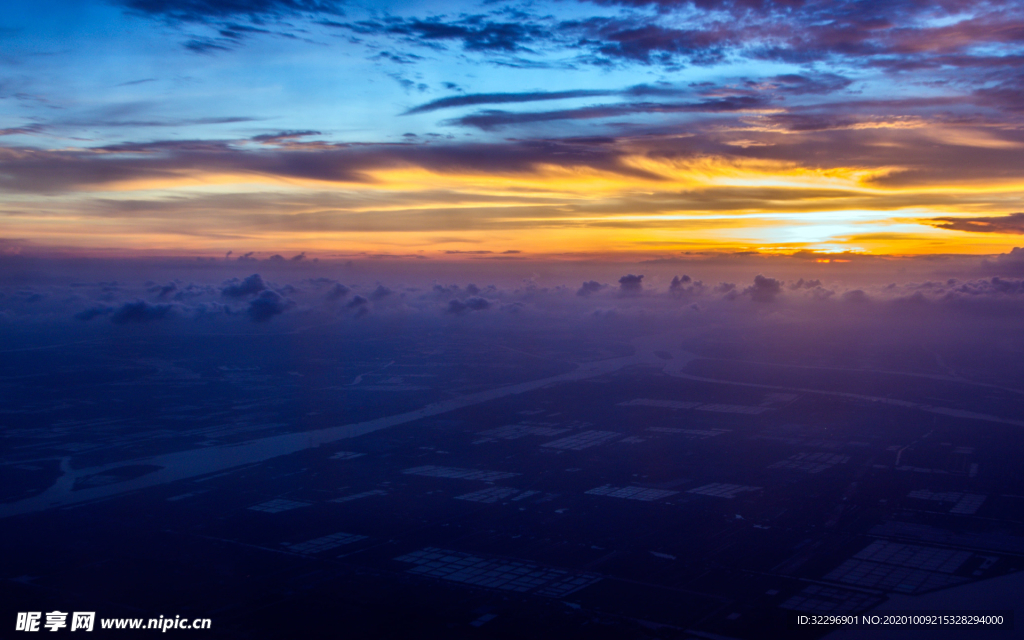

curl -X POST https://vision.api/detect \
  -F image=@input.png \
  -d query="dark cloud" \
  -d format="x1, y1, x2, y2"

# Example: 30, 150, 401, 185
246, 289, 292, 322
669, 274, 705, 295
74, 306, 113, 321
12, 123, 1003, 226
404, 82, 769, 118
0, 126, 44, 137
788, 278, 821, 290
218, 23, 271, 41
618, 274, 644, 294
330, 15, 546, 53
446, 297, 491, 314
369, 285, 393, 300
894, 276, 1024, 305
952, 276, 1024, 296
119, 0, 342, 22
975, 74, 1024, 113
221, 274, 267, 298
757, 73, 853, 95
560, 6, 1021, 70
149, 282, 178, 298
983, 247, 1024, 275
577, 280, 607, 296
251, 131, 321, 145
584, 0, 806, 9
432, 284, 461, 297
116, 78, 158, 87
184, 38, 234, 54
325, 283, 350, 300
405, 90, 616, 115
317, 0, 1024, 83
12, 290, 44, 303
562, 17, 731, 65
757, 113, 862, 133
110, 300, 175, 324
172, 283, 214, 300
347, 295, 368, 308
0, 136, 669, 193
448, 95, 769, 130
842, 289, 870, 303
371, 51, 425, 65
388, 73, 429, 94
12, 259, 1024, 359
56, 113, 260, 129
743, 274, 781, 302
669, 274, 690, 291
926, 213, 1024, 235
117, 1, 340, 53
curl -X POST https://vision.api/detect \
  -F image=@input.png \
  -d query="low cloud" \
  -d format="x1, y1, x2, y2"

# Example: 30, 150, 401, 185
668, 274, 705, 295
577, 280, 607, 296
111, 300, 176, 324
789, 278, 821, 290
842, 289, 870, 304
743, 275, 782, 302
446, 297, 492, 314
246, 290, 292, 322
221, 274, 266, 298
74, 305, 113, 321
325, 283, 350, 300
618, 274, 644, 294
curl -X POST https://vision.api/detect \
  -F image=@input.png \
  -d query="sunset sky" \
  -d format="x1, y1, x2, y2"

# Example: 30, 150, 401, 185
2, 0, 1023, 259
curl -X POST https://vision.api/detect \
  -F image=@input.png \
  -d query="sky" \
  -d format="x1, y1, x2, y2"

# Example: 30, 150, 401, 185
1, 0, 1023, 260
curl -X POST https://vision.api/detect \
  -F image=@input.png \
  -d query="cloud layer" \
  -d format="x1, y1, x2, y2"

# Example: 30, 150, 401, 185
1, 0, 1022, 257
